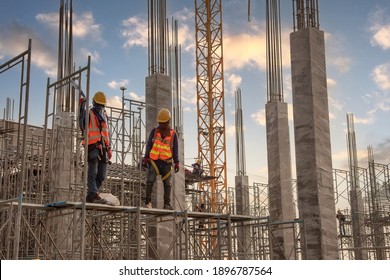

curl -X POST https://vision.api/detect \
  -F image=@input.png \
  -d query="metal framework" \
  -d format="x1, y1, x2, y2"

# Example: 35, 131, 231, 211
0, 39, 31, 259
292, 0, 319, 31
195, 0, 228, 214
266, 0, 284, 102
1, 0, 389, 261
235, 88, 246, 176
333, 162, 390, 260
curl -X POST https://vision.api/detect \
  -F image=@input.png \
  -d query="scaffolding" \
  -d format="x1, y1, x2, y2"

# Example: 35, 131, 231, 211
333, 162, 390, 260
1, 15, 389, 261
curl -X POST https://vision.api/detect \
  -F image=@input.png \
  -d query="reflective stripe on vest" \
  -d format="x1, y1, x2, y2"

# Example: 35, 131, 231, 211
86, 110, 110, 146
149, 129, 174, 161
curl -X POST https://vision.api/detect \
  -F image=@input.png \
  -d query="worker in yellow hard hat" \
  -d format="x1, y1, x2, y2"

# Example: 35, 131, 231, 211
79, 91, 112, 204
142, 108, 179, 210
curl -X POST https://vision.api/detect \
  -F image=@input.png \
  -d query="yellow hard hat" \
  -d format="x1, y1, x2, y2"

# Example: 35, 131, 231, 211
197, 159, 201, 164
157, 108, 171, 123
93, 91, 107, 106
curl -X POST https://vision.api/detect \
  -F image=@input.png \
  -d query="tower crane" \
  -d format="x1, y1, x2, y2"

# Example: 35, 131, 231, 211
195, 0, 227, 214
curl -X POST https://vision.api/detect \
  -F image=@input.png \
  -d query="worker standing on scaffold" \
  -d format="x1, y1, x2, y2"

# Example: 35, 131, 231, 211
79, 91, 112, 204
142, 108, 179, 210
336, 209, 346, 236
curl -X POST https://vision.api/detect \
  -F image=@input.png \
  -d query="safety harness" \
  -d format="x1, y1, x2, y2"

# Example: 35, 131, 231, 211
149, 128, 175, 181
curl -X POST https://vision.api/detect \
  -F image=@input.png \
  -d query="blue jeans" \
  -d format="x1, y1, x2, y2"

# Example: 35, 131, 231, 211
87, 146, 107, 197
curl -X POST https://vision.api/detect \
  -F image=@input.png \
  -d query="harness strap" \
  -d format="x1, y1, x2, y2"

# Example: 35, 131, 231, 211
150, 159, 172, 181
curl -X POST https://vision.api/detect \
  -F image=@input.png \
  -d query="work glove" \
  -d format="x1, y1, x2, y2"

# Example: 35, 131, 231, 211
142, 157, 150, 168
79, 97, 86, 104
174, 162, 180, 173
107, 147, 112, 160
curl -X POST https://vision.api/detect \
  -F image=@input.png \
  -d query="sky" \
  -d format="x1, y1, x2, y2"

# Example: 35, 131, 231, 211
1, 0, 390, 190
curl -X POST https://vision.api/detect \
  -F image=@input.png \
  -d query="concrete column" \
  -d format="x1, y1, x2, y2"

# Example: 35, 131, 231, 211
50, 111, 73, 258
145, 73, 172, 210
266, 101, 296, 259
290, 27, 338, 259
145, 73, 185, 259
173, 136, 186, 211
235, 175, 252, 259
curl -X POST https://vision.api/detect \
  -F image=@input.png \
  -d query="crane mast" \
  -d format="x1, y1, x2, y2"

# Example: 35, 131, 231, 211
195, 0, 227, 213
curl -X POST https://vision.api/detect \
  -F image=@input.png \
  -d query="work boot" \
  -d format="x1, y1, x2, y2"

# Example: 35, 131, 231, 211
93, 193, 107, 204
163, 184, 173, 210
163, 204, 173, 210
144, 182, 153, 208
86, 192, 106, 204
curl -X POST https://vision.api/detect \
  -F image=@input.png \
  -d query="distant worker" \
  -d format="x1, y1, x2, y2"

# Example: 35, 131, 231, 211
195, 203, 205, 212
336, 209, 346, 236
192, 159, 203, 176
79, 91, 112, 204
142, 108, 179, 210
195, 203, 205, 229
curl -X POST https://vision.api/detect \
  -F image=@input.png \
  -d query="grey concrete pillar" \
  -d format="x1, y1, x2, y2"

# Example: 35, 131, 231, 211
145, 73, 185, 259
235, 175, 252, 259
173, 136, 186, 211
290, 27, 338, 259
145, 73, 172, 210
266, 101, 296, 259
51, 111, 74, 258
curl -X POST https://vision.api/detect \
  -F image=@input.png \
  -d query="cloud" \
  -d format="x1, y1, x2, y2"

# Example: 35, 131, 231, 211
76, 47, 102, 74
107, 79, 129, 90
374, 138, 390, 162
327, 78, 337, 87
372, 63, 390, 91
106, 95, 122, 109
180, 76, 197, 106
331, 56, 352, 73
0, 21, 57, 77
328, 95, 344, 120
171, 8, 196, 52
353, 114, 375, 125
72, 12, 102, 40
225, 73, 242, 97
251, 109, 266, 126
225, 122, 236, 137
0, 10, 104, 78
36, 11, 103, 42
369, 8, 390, 50
347, 141, 390, 168
120, 8, 195, 53
128, 91, 145, 102
363, 89, 390, 117
224, 25, 289, 71
371, 25, 390, 50
224, 32, 266, 71
121, 16, 148, 48
325, 32, 352, 73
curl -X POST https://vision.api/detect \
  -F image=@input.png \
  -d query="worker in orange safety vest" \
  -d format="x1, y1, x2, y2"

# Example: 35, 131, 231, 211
79, 91, 112, 204
142, 108, 179, 210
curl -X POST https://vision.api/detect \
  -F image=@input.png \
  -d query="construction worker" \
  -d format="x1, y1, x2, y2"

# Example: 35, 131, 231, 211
192, 159, 203, 176
336, 209, 346, 236
79, 91, 112, 203
142, 108, 179, 210
195, 203, 205, 229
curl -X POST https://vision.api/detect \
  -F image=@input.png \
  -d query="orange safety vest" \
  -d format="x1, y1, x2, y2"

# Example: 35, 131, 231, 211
84, 110, 110, 147
149, 128, 175, 161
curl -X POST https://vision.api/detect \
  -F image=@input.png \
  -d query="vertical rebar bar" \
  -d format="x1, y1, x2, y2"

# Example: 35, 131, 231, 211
266, 0, 284, 102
